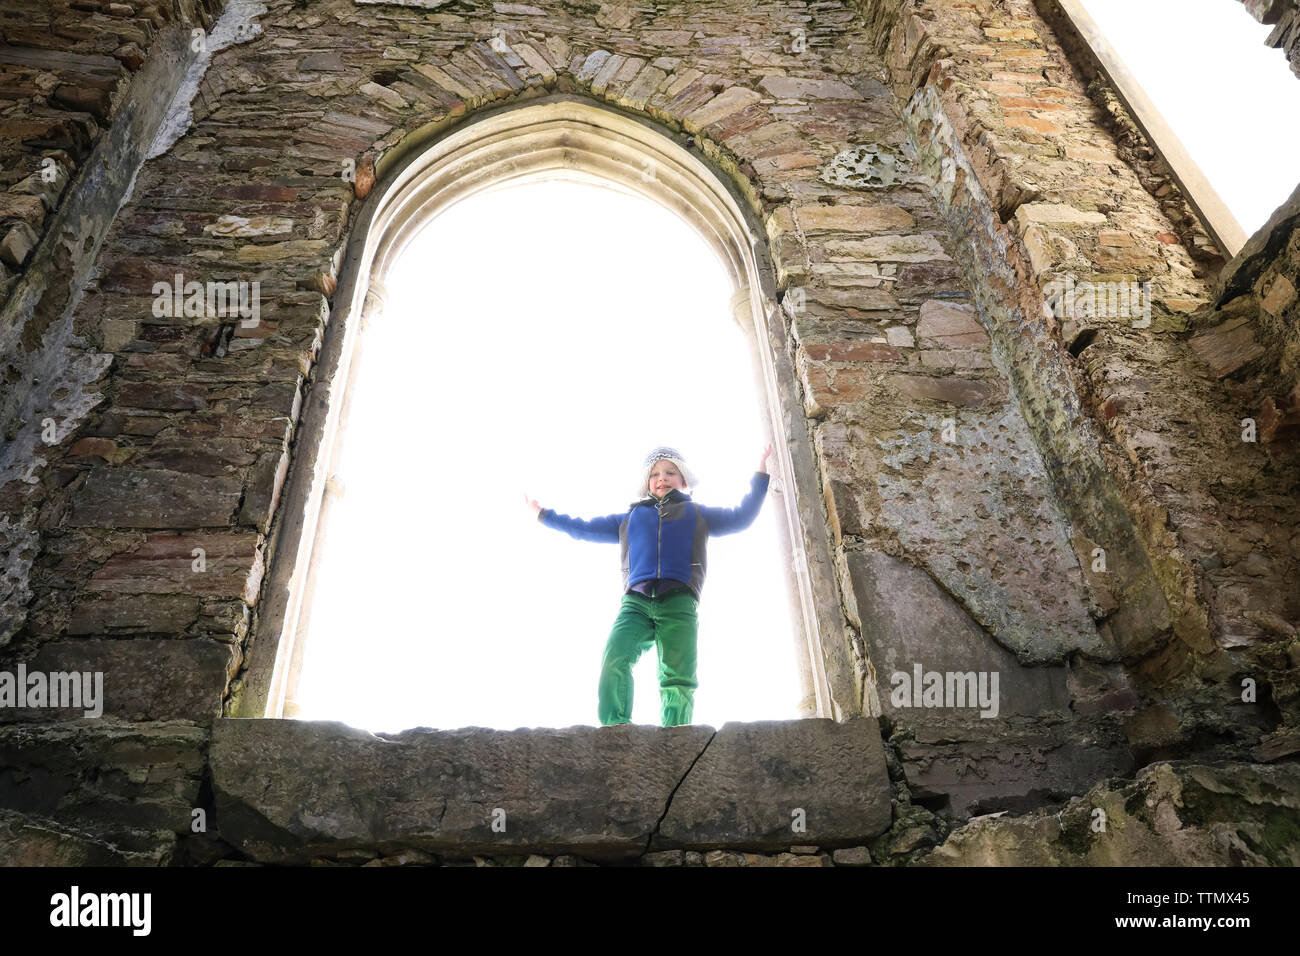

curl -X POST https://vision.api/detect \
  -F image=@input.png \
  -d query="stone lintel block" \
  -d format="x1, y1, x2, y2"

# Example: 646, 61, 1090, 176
211, 717, 891, 862
0, 639, 238, 723
213, 184, 301, 203
0, 722, 207, 835
656, 718, 891, 850
211, 719, 714, 864
67, 467, 243, 528
753, 151, 821, 173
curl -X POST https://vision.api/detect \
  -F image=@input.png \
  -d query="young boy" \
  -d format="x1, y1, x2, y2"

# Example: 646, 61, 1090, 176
525, 444, 772, 727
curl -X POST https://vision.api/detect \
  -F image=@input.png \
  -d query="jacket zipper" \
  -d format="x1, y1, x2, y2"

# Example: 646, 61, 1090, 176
656, 496, 665, 582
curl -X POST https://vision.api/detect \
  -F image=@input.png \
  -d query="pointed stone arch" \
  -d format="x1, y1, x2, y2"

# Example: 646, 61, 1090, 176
238, 94, 859, 723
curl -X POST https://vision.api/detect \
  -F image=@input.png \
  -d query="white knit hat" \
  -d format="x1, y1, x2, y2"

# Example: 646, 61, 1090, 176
637, 446, 697, 499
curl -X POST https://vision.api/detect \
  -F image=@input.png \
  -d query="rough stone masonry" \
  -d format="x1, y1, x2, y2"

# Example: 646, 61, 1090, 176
0, 0, 1296, 866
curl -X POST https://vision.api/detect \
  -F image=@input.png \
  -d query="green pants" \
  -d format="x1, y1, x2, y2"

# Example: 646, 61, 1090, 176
598, 590, 699, 727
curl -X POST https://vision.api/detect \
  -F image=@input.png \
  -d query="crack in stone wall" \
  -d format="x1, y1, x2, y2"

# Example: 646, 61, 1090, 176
646, 727, 716, 855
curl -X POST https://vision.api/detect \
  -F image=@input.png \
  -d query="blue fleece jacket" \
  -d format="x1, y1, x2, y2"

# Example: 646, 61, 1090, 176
538, 472, 770, 600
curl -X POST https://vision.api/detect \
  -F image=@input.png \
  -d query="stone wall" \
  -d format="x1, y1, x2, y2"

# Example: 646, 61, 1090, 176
1215, 186, 1300, 446
1, 0, 224, 643
860, 0, 1299, 755
0, 0, 1296, 865
0, 1, 217, 307
1033, 0, 1226, 269
1242, 0, 1300, 76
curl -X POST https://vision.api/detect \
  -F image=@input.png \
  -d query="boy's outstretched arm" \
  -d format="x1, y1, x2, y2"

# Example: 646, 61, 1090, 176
525, 492, 623, 543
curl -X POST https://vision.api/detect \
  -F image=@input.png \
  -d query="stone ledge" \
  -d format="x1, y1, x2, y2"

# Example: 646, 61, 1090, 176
656, 718, 892, 850
210, 717, 892, 864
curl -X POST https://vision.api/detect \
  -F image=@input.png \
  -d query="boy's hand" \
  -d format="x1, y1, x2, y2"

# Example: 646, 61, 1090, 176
523, 493, 542, 518
758, 442, 773, 473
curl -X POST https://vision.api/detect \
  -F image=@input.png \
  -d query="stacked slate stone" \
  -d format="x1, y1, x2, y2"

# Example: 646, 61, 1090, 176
1243, 0, 1300, 78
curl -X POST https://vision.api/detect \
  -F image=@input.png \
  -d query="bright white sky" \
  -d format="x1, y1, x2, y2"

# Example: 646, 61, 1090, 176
293, 177, 803, 732
291, 4, 1298, 733
1079, 0, 1300, 235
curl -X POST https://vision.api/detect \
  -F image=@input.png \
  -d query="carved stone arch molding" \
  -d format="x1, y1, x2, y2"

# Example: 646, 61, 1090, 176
239, 94, 860, 723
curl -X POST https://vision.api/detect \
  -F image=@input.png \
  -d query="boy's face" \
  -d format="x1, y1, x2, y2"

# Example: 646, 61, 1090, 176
648, 460, 687, 498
